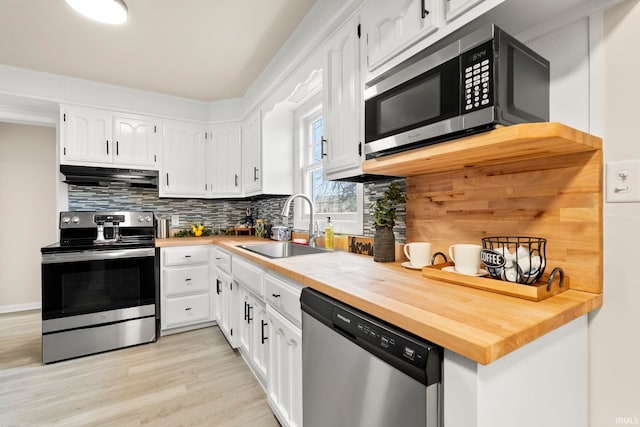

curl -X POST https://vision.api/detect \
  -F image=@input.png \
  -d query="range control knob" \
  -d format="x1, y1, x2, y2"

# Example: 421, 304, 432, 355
71, 216, 80, 224
137, 216, 144, 222
62, 216, 71, 224
145, 216, 152, 223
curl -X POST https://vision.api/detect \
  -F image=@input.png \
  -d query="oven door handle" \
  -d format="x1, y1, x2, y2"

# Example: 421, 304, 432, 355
41, 248, 155, 264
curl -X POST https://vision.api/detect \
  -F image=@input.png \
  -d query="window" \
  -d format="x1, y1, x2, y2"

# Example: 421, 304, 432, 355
294, 95, 363, 235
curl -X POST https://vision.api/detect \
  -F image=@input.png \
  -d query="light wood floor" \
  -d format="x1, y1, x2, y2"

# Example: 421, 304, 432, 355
0, 310, 280, 427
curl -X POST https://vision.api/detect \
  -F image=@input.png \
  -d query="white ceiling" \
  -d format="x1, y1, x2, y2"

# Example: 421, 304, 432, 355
0, 0, 317, 102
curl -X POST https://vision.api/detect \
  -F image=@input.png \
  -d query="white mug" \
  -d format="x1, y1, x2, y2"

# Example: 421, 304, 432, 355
448, 244, 482, 275
404, 242, 432, 268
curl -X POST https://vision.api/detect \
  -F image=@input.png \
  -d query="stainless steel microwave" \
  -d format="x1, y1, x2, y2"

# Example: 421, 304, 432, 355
364, 24, 550, 159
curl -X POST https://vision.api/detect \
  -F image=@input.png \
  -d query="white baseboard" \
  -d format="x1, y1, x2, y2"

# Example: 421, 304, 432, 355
0, 302, 41, 314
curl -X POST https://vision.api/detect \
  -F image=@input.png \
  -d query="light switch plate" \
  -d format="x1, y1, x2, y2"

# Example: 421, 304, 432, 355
606, 159, 640, 202
171, 214, 180, 226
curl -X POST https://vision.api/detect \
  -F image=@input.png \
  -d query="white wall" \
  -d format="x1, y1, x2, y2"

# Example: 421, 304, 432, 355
510, 3, 640, 424
0, 123, 57, 312
591, 1, 640, 425
0, 64, 209, 123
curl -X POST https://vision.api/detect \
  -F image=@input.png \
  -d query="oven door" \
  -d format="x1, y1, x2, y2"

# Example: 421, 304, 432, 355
41, 247, 156, 321
364, 47, 462, 158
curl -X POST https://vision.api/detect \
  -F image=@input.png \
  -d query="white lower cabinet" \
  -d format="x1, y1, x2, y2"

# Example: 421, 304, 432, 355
209, 248, 303, 427
267, 304, 303, 427
164, 293, 211, 327
214, 266, 238, 348
160, 245, 214, 335
237, 285, 269, 385
265, 271, 304, 427
234, 256, 269, 387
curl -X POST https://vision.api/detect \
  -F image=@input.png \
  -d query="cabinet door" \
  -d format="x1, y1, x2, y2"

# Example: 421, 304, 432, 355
213, 270, 223, 326
238, 285, 252, 355
113, 115, 159, 168
251, 298, 269, 384
210, 123, 242, 196
322, 16, 363, 179
217, 270, 239, 349
163, 293, 210, 329
242, 111, 262, 195
61, 106, 112, 164
364, 0, 440, 71
164, 264, 210, 297
445, 0, 484, 22
160, 121, 207, 197
267, 305, 302, 427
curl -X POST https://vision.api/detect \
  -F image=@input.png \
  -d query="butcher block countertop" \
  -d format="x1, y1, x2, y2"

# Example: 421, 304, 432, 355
156, 236, 602, 365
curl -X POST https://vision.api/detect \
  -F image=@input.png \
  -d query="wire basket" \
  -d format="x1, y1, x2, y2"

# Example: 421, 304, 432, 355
481, 237, 547, 285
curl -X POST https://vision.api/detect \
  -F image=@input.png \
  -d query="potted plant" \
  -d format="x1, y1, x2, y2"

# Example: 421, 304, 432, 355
370, 181, 407, 262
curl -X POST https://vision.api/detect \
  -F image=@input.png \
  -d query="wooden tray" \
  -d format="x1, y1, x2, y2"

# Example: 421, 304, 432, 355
422, 262, 569, 301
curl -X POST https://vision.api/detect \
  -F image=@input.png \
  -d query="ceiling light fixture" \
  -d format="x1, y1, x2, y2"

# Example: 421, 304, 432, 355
65, 0, 128, 25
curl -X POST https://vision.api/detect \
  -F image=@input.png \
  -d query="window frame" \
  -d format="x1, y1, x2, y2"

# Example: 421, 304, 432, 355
293, 93, 363, 235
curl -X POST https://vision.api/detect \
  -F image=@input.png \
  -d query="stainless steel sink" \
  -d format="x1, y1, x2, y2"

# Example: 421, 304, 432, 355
238, 242, 328, 258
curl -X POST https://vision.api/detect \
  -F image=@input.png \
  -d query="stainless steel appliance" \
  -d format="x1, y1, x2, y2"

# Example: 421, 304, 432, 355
41, 211, 157, 364
60, 165, 159, 188
301, 288, 442, 427
364, 24, 550, 159
270, 225, 291, 241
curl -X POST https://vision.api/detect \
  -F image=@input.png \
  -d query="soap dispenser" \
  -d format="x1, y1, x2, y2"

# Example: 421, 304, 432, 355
325, 216, 334, 250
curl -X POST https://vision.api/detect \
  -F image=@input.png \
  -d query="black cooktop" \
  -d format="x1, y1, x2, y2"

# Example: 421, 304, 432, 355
41, 236, 155, 254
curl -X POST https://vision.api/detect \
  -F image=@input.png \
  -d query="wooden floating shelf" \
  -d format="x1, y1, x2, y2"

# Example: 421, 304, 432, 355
422, 262, 570, 302
362, 122, 602, 177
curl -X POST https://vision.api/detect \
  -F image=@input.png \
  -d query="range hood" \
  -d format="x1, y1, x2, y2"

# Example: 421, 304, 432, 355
60, 165, 159, 188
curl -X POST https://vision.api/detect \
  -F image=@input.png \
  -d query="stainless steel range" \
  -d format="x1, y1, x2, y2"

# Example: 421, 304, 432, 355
40, 211, 157, 364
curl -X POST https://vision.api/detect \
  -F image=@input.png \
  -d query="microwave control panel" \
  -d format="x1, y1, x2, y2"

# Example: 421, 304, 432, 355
461, 40, 494, 113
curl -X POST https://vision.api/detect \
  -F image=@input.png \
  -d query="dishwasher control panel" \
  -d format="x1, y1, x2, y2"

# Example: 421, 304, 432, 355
333, 306, 429, 370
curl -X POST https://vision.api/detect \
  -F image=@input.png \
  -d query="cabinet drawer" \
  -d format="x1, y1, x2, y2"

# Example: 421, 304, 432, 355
214, 248, 232, 273
233, 257, 264, 297
265, 273, 303, 327
164, 294, 210, 328
164, 264, 209, 296
163, 246, 209, 266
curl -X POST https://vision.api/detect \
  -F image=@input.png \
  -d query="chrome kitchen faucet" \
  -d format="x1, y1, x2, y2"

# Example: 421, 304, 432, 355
280, 193, 319, 247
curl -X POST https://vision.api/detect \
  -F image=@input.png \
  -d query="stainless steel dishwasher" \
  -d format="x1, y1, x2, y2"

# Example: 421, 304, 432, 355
301, 288, 442, 427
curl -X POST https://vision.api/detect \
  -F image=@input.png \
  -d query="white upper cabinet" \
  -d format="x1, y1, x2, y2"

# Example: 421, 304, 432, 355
209, 123, 242, 197
160, 120, 207, 198
61, 106, 113, 165
445, 0, 485, 22
363, 0, 441, 72
61, 105, 159, 169
242, 111, 262, 196
112, 115, 159, 168
322, 15, 364, 180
